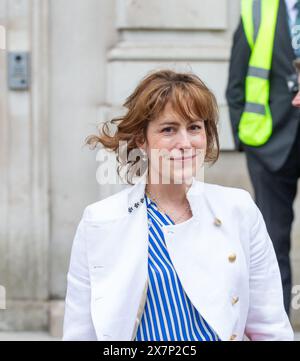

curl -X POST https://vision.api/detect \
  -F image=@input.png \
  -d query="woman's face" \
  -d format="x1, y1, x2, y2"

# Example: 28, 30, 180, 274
141, 101, 207, 184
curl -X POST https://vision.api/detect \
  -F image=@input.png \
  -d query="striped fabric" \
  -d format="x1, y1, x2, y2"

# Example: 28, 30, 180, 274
134, 193, 220, 341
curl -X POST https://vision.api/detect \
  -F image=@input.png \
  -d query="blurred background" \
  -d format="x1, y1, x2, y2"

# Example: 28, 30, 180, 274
0, 0, 299, 340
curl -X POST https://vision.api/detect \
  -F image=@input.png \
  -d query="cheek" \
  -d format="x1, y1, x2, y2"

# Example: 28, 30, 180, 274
149, 134, 175, 150
193, 132, 207, 148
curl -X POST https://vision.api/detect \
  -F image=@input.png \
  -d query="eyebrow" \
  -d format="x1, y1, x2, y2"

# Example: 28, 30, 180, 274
159, 121, 180, 126
159, 119, 204, 126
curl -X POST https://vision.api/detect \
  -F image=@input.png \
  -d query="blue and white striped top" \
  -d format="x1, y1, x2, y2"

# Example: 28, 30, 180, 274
134, 193, 220, 341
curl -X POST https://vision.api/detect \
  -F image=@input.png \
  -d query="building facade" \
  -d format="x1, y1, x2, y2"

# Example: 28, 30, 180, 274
0, 0, 299, 336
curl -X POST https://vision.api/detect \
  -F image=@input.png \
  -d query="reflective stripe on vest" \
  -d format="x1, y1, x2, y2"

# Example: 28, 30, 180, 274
238, 0, 279, 146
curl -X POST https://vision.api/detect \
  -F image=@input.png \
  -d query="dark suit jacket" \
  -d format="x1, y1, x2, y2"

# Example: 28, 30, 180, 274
226, 0, 300, 172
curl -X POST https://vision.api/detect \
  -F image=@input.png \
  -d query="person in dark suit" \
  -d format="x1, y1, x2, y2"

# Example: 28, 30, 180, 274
226, 0, 300, 315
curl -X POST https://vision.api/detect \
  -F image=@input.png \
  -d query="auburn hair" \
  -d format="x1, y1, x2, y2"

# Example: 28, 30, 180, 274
86, 69, 220, 184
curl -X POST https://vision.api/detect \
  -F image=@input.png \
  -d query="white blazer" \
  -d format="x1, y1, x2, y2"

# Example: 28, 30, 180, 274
63, 177, 294, 341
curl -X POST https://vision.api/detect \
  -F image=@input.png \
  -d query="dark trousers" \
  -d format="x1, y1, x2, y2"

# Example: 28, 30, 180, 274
245, 125, 300, 316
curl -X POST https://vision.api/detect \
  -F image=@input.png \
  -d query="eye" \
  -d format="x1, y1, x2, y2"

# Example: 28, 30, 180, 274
161, 127, 175, 133
189, 124, 203, 131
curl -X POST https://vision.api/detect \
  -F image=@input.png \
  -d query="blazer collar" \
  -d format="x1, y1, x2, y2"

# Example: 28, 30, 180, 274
126, 175, 206, 221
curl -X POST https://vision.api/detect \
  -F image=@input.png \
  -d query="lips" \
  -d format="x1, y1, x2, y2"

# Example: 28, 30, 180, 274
170, 154, 196, 161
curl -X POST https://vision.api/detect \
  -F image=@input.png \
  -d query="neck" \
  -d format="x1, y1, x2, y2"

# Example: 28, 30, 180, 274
145, 173, 192, 204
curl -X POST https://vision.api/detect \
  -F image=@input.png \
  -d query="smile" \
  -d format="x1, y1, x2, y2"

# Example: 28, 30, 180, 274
170, 154, 197, 161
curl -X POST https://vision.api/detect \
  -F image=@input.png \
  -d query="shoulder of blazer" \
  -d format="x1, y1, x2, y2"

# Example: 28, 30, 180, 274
204, 182, 253, 210
203, 182, 258, 226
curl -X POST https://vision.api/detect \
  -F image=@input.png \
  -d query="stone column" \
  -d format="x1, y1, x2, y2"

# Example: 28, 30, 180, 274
0, 0, 50, 331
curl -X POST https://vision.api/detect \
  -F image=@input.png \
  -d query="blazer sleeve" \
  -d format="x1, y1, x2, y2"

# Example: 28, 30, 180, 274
62, 208, 97, 341
226, 18, 251, 151
244, 195, 294, 341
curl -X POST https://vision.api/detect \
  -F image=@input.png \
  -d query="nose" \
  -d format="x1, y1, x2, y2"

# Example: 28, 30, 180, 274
176, 128, 193, 150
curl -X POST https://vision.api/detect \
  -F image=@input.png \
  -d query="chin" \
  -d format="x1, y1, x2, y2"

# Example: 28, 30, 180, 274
169, 168, 195, 184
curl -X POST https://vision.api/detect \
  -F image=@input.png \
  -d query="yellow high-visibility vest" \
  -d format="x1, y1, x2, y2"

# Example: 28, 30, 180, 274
239, 0, 279, 146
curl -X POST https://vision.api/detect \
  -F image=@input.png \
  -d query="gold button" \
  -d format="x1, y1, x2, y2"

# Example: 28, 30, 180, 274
228, 253, 236, 263
214, 217, 222, 226
232, 296, 239, 305
229, 334, 237, 341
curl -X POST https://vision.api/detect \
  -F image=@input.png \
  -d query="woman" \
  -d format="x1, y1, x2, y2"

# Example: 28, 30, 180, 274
63, 69, 293, 341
